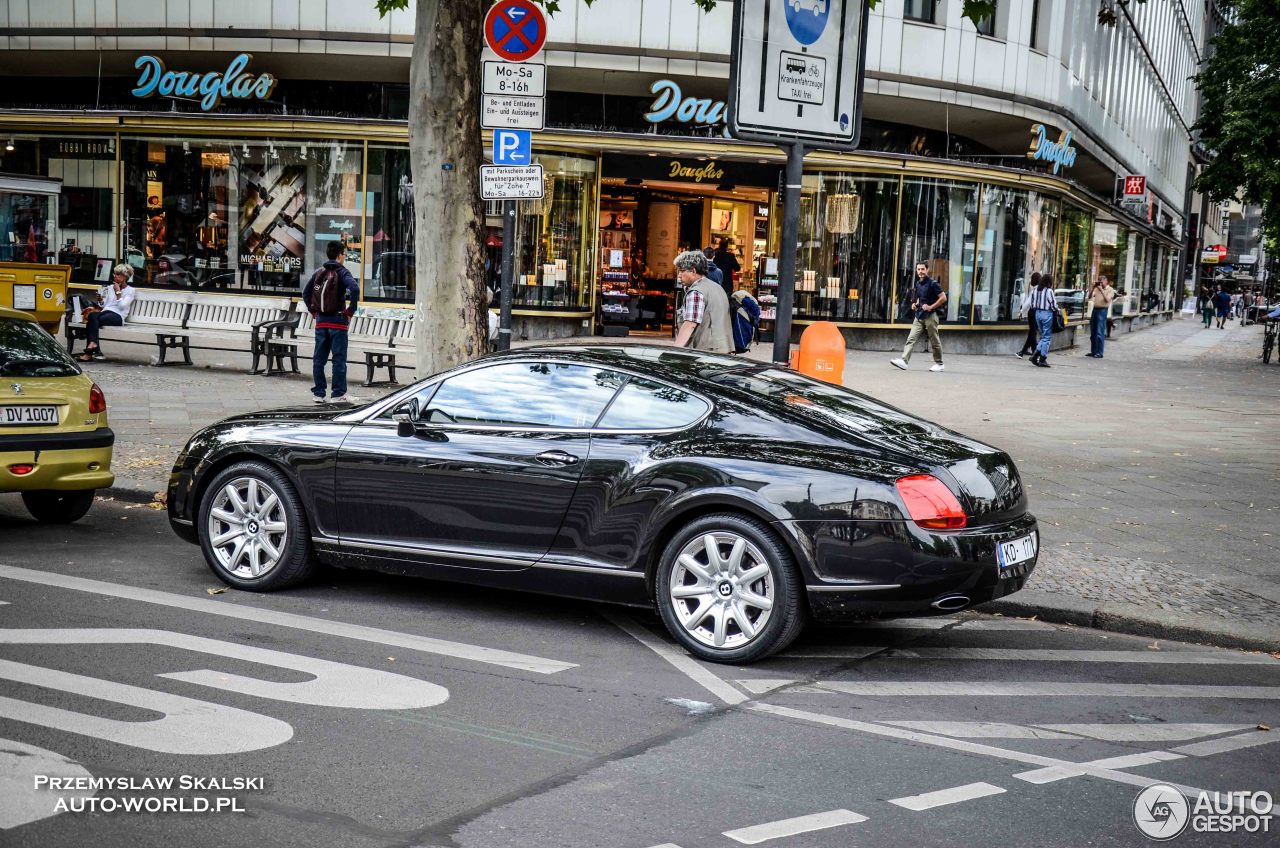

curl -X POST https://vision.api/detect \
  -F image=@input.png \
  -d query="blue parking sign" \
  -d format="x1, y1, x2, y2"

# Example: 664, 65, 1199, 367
492, 129, 532, 166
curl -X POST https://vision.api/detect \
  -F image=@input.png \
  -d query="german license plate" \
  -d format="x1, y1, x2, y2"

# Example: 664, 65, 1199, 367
1, 405, 59, 426
997, 532, 1038, 573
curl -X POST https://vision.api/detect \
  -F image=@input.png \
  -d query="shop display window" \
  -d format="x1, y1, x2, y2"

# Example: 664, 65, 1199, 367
793, 173, 898, 323
1093, 223, 1129, 316
364, 146, 415, 303
121, 138, 362, 295
974, 187, 1059, 323
511, 153, 597, 311
897, 178, 980, 323
1058, 205, 1094, 320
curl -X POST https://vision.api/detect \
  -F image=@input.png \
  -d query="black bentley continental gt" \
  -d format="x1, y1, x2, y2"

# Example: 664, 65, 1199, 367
168, 345, 1038, 663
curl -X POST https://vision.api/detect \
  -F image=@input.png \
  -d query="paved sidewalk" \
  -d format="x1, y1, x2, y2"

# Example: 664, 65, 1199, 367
74, 315, 1280, 651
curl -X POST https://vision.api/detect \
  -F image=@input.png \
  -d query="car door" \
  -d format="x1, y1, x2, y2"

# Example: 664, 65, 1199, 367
334, 361, 623, 570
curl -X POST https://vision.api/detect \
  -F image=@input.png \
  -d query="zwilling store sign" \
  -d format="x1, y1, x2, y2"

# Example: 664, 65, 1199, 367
132, 54, 278, 111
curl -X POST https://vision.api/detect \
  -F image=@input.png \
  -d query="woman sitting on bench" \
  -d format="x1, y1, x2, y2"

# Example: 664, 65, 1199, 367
77, 264, 137, 362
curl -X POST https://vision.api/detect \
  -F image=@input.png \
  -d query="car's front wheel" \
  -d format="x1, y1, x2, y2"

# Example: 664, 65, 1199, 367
655, 513, 806, 664
198, 461, 315, 591
21, 490, 95, 524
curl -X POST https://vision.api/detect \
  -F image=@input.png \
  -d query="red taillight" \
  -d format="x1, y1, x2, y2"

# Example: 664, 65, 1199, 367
8, 464, 35, 476
89, 383, 107, 414
896, 474, 967, 530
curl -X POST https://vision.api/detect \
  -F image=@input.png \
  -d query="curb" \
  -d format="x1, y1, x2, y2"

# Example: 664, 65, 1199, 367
101, 481, 165, 506
983, 589, 1280, 653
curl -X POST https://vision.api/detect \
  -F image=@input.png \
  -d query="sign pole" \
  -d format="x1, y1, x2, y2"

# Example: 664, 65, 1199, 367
498, 199, 516, 351
772, 142, 804, 366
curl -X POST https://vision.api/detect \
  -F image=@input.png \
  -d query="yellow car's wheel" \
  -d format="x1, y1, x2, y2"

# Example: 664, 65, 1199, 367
21, 490, 96, 524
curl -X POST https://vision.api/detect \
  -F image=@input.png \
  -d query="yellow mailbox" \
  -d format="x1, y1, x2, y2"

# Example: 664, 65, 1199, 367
0, 262, 71, 334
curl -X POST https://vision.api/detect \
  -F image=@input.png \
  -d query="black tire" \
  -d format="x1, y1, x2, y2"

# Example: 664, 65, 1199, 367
655, 512, 806, 664
21, 490, 95, 524
198, 460, 315, 591
1264, 329, 1275, 364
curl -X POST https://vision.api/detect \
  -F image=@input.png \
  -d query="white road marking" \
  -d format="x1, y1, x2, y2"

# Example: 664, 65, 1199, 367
643, 844, 684, 848
0, 564, 575, 674
857, 618, 958, 630
880, 721, 1079, 739
0, 739, 94, 830
603, 611, 747, 705
749, 703, 1208, 799
889, 781, 1006, 811
735, 679, 797, 695
1015, 752, 1184, 784
1037, 723, 1256, 742
723, 809, 867, 844
811, 681, 1280, 699
0, 628, 449, 710
953, 619, 1060, 631
1172, 730, 1280, 757
881, 648, 1277, 664
0, 659, 294, 754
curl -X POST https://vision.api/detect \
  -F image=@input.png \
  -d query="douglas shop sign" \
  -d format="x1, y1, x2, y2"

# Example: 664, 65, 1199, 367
1026, 123, 1078, 174
644, 79, 727, 127
132, 53, 278, 111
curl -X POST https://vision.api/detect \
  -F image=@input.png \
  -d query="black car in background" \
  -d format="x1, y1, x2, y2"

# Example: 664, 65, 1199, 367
168, 346, 1038, 663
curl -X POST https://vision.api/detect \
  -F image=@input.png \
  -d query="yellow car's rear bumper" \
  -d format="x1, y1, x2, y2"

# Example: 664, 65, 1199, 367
0, 428, 115, 492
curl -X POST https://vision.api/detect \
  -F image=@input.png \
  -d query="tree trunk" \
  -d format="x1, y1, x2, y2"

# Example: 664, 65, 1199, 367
410, 0, 488, 377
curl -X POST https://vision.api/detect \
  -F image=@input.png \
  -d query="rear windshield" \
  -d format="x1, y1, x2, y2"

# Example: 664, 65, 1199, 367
0, 318, 81, 378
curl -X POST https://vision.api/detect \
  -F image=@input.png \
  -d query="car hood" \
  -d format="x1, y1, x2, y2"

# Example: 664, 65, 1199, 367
217, 406, 356, 426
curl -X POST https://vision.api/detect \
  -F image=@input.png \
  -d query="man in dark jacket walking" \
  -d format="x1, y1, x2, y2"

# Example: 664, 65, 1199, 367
303, 241, 360, 403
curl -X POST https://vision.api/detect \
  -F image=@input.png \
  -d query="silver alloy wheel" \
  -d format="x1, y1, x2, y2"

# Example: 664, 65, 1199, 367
206, 476, 289, 579
668, 532, 775, 650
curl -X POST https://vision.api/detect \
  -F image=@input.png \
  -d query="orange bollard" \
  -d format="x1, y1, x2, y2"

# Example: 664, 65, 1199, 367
794, 321, 846, 384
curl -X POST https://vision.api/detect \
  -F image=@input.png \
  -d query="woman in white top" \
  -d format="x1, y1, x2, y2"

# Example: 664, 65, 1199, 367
1027, 273, 1059, 368
77, 264, 137, 362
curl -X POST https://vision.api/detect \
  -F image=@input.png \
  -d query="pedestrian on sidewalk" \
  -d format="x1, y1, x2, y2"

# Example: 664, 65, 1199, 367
1027, 273, 1058, 368
1212, 285, 1232, 329
303, 241, 360, 403
701, 245, 726, 291
76, 264, 136, 362
1015, 272, 1040, 358
1200, 286, 1215, 328
730, 285, 761, 353
712, 238, 741, 298
1085, 275, 1116, 358
673, 250, 733, 354
891, 262, 947, 372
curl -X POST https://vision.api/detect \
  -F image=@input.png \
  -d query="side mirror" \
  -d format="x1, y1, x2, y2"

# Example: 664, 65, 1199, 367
393, 411, 414, 438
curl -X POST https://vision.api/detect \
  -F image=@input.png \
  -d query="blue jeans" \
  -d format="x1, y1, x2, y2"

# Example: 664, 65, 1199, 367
1089, 307, 1107, 356
1035, 309, 1054, 358
312, 327, 348, 398
85, 309, 123, 346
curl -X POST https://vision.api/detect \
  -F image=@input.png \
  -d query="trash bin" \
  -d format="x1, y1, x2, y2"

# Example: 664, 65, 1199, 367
793, 321, 845, 385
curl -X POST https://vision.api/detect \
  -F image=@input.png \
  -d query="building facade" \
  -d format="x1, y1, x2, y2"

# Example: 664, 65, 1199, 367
0, 0, 1205, 348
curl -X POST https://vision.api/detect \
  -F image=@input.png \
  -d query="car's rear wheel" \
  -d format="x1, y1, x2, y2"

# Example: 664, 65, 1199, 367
655, 513, 806, 664
198, 461, 315, 591
21, 490, 95, 524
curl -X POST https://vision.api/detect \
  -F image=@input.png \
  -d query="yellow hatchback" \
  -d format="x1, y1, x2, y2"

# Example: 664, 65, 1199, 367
0, 305, 114, 523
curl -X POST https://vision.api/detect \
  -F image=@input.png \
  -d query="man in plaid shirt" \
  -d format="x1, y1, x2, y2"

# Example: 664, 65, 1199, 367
673, 250, 733, 354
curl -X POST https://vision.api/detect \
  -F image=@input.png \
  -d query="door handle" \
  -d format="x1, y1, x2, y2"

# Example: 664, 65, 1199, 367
534, 450, 579, 467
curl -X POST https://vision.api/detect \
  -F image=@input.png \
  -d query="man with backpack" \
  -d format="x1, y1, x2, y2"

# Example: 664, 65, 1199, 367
730, 286, 761, 353
303, 241, 360, 403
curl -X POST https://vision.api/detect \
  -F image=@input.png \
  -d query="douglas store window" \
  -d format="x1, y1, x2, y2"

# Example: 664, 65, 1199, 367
121, 139, 363, 295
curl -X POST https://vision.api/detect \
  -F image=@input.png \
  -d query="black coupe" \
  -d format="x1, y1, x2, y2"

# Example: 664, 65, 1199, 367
168, 345, 1038, 663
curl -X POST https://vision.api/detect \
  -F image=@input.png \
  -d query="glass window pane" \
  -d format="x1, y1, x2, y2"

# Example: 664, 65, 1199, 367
1059, 206, 1094, 320
897, 178, 980, 324
795, 173, 899, 323
904, 0, 936, 23
365, 146, 415, 303
509, 153, 597, 311
426, 362, 621, 428
974, 187, 1058, 323
597, 378, 710, 430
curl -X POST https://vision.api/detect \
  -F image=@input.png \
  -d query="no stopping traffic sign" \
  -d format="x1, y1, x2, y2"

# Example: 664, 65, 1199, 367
484, 0, 547, 63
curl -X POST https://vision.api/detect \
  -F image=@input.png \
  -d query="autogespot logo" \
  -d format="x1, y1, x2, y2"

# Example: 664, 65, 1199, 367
1134, 784, 1190, 840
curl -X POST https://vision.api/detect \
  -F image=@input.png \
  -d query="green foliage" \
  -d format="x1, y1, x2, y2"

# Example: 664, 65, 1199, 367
377, 1, 999, 28
1193, 0, 1280, 239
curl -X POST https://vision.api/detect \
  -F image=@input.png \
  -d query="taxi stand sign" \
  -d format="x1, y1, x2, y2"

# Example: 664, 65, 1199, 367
728, 0, 869, 149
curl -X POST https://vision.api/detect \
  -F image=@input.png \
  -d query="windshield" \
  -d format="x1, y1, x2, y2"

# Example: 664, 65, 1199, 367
0, 317, 81, 378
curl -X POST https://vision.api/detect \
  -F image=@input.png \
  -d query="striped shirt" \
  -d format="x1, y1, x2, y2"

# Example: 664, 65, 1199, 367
1028, 287, 1058, 312
683, 287, 706, 324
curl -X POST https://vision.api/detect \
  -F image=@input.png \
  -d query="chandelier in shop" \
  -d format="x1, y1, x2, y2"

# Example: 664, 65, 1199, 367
824, 193, 861, 235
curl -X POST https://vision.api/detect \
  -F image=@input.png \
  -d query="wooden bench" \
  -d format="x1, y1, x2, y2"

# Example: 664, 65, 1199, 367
264, 308, 415, 386
66, 289, 291, 367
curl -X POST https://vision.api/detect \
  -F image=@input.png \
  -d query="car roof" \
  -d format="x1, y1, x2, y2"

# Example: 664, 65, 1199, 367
486, 344, 753, 386
0, 305, 37, 322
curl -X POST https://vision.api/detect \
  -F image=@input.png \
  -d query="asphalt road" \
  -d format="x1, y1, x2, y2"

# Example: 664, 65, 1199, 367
2, 496, 1277, 848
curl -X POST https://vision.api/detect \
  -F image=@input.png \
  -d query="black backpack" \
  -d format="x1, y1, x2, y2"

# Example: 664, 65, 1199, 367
312, 268, 342, 314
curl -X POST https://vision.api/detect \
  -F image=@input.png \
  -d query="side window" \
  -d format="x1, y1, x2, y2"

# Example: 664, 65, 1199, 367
422, 362, 622, 428
596, 378, 710, 431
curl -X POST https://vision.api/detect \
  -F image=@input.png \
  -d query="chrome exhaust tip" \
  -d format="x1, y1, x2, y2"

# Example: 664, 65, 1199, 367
931, 594, 971, 611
